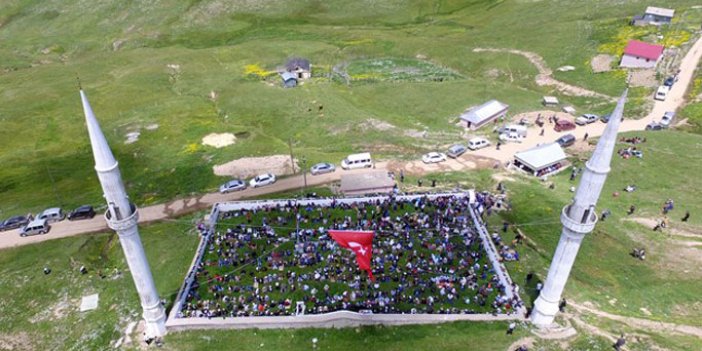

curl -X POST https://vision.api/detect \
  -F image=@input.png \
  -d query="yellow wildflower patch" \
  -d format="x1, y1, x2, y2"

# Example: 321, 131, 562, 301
598, 26, 654, 56
350, 73, 383, 81
182, 143, 200, 154
661, 30, 691, 48
243, 64, 274, 79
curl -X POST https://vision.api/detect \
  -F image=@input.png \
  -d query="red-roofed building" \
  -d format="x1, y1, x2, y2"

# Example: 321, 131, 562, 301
619, 40, 665, 68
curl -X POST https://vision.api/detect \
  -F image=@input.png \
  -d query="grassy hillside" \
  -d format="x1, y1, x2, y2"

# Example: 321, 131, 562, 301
0, 131, 701, 350
2, 0, 702, 217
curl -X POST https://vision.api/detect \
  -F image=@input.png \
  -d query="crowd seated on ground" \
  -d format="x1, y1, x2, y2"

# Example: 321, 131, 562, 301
620, 136, 646, 144
618, 147, 643, 159
179, 195, 522, 318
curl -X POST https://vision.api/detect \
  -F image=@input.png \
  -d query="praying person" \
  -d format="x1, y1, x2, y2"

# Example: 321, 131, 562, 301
613, 335, 626, 351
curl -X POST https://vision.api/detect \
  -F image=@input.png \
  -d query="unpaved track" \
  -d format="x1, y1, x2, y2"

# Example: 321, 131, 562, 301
473, 47, 615, 100
2, 36, 702, 250
570, 301, 702, 338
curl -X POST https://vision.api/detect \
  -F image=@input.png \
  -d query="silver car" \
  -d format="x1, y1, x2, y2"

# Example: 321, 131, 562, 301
20, 218, 50, 237
660, 111, 674, 128
446, 144, 467, 158
310, 162, 336, 175
38, 207, 65, 223
250, 173, 276, 188
219, 179, 246, 193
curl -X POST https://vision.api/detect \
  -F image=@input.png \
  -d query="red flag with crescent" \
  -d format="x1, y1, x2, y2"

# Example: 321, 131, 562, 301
329, 230, 375, 281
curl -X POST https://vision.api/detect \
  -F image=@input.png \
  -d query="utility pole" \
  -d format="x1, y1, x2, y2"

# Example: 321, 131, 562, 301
301, 156, 308, 195
44, 163, 62, 206
288, 138, 297, 174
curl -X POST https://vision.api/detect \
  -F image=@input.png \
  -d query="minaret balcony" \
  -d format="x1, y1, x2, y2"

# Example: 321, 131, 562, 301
560, 205, 597, 234
105, 203, 139, 231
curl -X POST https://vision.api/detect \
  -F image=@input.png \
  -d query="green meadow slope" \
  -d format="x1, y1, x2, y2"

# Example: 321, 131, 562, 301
1, 0, 701, 216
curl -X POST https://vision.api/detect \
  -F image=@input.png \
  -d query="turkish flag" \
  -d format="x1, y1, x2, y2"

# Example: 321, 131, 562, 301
329, 230, 375, 281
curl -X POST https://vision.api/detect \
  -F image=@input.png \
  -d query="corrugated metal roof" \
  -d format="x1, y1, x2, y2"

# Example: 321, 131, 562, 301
281, 72, 297, 81
514, 143, 566, 171
623, 40, 664, 61
460, 100, 509, 124
645, 6, 674, 18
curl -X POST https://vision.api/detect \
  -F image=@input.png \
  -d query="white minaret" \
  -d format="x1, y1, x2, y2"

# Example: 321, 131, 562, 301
531, 90, 628, 327
80, 89, 167, 338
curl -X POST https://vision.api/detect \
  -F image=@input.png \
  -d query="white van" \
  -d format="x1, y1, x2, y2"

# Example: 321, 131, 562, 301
467, 137, 491, 150
500, 124, 527, 137
654, 85, 670, 101
341, 152, 373, 170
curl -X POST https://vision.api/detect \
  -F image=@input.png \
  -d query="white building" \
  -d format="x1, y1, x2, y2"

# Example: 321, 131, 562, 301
513, 143, 567, 177
632, 6, 675, 26
459, 100, 509, 130
619, 40, 664, 69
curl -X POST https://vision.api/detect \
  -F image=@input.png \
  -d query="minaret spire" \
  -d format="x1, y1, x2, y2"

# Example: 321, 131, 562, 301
80, 89, 167, 338
531, 90, 628, 327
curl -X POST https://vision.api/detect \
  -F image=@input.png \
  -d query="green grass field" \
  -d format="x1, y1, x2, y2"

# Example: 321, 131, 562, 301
1, 130, 701, 350
2, 0, 702, 218
3, 1, 702, 350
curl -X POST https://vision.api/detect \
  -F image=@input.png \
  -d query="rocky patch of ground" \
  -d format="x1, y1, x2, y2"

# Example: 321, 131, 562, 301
213, 155, 297, 178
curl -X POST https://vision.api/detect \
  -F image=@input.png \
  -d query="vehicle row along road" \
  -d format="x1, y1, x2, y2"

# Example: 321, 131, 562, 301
2, 35, 702, 250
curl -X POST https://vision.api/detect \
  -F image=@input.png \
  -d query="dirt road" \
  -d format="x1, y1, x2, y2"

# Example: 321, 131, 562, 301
2, 36, 701, 250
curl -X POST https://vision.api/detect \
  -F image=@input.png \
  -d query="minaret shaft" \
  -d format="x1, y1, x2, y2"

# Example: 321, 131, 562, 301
80, 90, 166, 338
531, 90, 628, 327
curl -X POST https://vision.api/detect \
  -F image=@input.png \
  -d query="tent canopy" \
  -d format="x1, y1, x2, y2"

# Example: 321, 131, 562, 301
514, 143, 566, 171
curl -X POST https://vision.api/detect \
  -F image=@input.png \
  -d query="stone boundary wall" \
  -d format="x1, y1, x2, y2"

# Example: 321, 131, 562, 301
168, 204, 221, 322
468, 205, 522, 304
166, 190, 526, 331
166, 310, 525, 331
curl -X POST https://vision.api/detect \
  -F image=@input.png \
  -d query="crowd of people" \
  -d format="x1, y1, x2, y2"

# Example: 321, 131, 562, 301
178, 195, 523, 319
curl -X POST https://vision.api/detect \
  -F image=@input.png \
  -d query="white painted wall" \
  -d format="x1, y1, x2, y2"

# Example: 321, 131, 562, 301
620, 54, 658, 68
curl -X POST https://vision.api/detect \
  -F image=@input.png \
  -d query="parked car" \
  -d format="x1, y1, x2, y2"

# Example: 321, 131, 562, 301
467, 137, 491, 150
0, 215, 32, 231
340, 153, 373, 170
645, 122, 663, 131
663, 76, 677, 87
310, 162, 336, 175
250, 173, 276, 188
654, 85, 670, 101
499, 132, 524, 143
575, 114, 599, 125
446, 144, 467, 158
495, 124, 527, 137
219, 179, 247, 193
68, 205, 96, 221
38, 207, 65, 223
20, 218, 50, 237
555, 134, 576, 148
422, 152, 447, 164
554, 119, 576, 132
600, 114, 611, 123
660, 111, 675, 128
